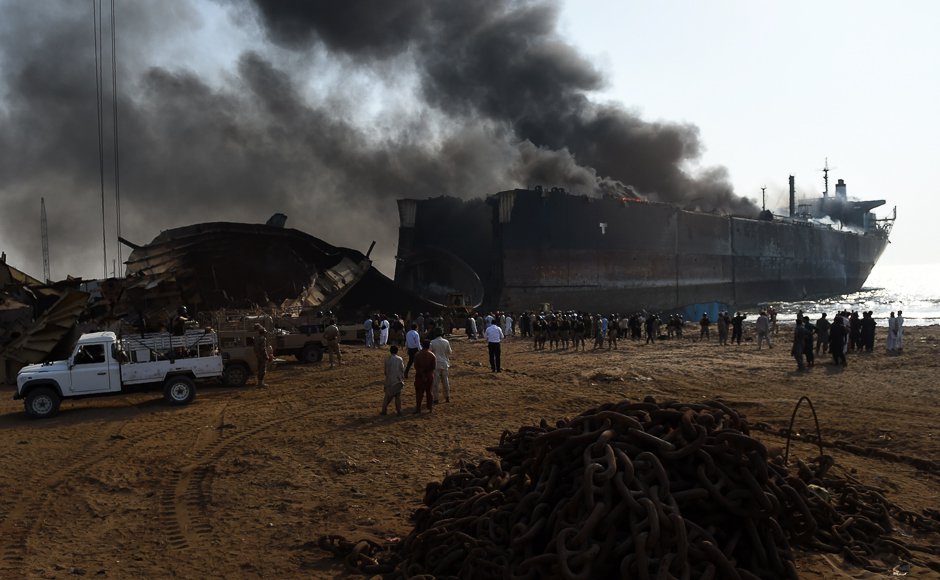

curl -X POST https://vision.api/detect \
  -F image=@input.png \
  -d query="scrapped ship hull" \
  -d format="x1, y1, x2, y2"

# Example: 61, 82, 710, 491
395, 189, 889, 313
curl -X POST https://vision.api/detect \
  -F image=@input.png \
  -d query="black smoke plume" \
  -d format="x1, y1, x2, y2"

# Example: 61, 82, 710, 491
0, 0, 757, 280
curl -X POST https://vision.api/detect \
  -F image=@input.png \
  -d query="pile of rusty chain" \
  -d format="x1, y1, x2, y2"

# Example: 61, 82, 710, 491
319, 397, 938, 577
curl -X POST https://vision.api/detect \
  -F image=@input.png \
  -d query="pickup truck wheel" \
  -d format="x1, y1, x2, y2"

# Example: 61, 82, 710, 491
299, 344, 323, 363
25, 387, 61, 419
222, 363, 249, 387
164, 376, 196, 405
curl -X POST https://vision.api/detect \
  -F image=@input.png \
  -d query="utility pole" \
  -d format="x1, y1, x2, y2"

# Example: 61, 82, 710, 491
41, 197, 51, 283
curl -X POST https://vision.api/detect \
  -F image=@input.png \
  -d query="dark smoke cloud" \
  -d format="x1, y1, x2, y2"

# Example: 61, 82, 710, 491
0, 0, 756, 281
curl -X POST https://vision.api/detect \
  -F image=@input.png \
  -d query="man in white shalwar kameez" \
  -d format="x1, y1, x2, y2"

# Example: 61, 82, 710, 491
379, 316, 390, 346
887, 312, 898, 353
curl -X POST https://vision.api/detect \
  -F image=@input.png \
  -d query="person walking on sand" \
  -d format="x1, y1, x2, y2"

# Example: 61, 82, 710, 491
324, 319, 341, 367
253, 323, 272, 387
484, 319, 505, 372
791, 318, 807, 371
756, 311, 772, 350
430, 332, 453, 403
413, 340, 436, 413
403, 323, 421, 378
381, 345, 404, 416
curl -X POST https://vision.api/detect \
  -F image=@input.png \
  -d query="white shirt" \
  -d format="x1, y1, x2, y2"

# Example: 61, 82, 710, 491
484, 324, 504, 343
429, 336, 452, 369
405, 329, 421, 350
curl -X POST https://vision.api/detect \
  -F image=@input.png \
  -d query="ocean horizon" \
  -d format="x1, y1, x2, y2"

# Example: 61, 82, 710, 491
773, 262, 940, 327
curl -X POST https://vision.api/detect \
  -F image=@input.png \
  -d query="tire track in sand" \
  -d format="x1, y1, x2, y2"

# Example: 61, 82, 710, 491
162, 375, 351, 551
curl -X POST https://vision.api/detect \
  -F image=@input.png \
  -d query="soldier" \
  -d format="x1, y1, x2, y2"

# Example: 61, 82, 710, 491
607, 316, 618, 349
171, 306, 191, 336
324, 319, 341, 367
699, 313, 711, 341
572, 315, 586, 351
547, 315, 560, 350
559, 316, 571, 350
253, 323, 271, 387
533, 316, 546, 350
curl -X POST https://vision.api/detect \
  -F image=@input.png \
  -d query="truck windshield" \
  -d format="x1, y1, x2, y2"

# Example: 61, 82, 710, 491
75, 344, 106, 365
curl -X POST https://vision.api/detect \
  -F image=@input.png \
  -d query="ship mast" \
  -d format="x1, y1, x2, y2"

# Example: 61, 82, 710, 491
821, 157, 831, 198
761, 186, 766, 211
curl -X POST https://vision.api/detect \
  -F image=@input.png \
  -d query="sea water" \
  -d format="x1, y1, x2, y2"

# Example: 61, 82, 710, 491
772, 263, 940, 327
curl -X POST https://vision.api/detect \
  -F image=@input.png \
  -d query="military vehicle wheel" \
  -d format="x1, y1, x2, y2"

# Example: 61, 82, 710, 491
222, 363, 249, 387
164, 376, 196, 405
299, 344, 323, 363
25, 387, 60, 419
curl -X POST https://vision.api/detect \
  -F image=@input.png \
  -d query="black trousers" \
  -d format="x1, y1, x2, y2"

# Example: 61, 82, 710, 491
404, 347, 418, 376
487, 342, 501, 371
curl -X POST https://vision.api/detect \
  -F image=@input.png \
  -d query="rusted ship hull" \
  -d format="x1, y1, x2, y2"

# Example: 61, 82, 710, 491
395, 189, 890, 313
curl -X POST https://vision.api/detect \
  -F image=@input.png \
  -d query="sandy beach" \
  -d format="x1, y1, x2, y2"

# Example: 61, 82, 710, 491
0, 323, 937, 578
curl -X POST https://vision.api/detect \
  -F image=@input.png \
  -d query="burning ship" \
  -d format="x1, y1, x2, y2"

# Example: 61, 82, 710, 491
394, 173, 893, 314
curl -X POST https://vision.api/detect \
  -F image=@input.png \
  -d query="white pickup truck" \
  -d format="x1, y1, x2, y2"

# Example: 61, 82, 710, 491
15, 329, 224, 419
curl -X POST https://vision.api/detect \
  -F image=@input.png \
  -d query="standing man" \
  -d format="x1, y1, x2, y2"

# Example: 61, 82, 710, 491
791, 318, 807, 371
732, 312, 746, 345
484, 319, 505, 372
324, 319, 341, 368
815, 313, 830, 354
503, 312, 514, 337
430, 331, 453, 403
403, 323, 421, 378
887, 312, 899, 353
381, 345, 404, 416
364, 316, 374, 348
756, 311, 772, 350
253, 324, 271, 387
830, 316, 848, 367
699, 313, 711, 341
860, 311, 876, 353
896, 310, 905, 352
413, 340, 436, 413
378, 315, 390, 346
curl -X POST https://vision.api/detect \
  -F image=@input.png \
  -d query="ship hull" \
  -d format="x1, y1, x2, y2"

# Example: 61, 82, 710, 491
395, 189, 889, 313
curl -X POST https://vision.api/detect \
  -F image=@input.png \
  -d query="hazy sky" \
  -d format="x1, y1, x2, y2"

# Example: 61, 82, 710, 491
559, 0, 938, 269
0, 0, 933, 281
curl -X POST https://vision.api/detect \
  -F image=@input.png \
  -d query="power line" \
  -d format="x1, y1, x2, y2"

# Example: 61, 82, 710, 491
93, 0, 107, 279
110, 0, 122, 276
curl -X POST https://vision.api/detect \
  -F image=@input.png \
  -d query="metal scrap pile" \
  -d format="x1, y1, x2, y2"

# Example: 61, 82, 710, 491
321, 397, 939, 578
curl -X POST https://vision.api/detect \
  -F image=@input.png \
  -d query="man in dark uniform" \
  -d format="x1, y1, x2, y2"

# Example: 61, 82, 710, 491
253, 324, 270, 387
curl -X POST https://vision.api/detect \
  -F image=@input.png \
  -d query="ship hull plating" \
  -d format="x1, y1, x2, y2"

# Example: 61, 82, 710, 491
395, 189, 889, 313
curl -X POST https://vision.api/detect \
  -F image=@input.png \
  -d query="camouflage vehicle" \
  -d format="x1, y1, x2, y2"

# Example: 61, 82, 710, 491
441, 293, 473, 336
214, 313, 275, 386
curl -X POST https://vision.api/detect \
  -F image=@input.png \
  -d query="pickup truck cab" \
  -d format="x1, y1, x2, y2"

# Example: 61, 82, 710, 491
15, 330, 224, 419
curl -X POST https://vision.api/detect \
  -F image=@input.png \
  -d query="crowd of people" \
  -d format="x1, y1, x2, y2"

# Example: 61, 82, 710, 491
289, 306, 908, 416
789, 309, 905, 371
